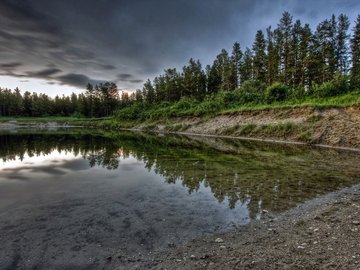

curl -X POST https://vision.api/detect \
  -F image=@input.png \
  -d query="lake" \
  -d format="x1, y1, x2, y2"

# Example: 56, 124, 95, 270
0, 129, 359, 269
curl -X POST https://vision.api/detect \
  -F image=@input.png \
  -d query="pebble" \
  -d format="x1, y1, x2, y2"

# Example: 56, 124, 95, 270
215, 238, 224, 243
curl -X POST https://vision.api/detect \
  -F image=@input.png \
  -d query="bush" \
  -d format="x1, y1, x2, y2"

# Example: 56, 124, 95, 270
168, 96, 199, 117
265, 82, 289, 103
312, 76, 349, 98
193, 94, 226, 116
233, 80, 266, 104
350, 75, 360, 91
115, 102, 148, 120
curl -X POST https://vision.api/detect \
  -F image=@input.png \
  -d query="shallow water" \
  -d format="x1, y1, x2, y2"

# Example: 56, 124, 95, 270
0, 129, 359, 269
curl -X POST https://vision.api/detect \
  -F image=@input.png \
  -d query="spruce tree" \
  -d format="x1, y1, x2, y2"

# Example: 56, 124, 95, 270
240, 48, 253, 82
336, 14, 350, 75
266, 26, 279, 85
351, 15, 360, 78
290, 20, 303, 87
252, 30, 267, 82
231, 42, 243, 88
277, 11, 293, 84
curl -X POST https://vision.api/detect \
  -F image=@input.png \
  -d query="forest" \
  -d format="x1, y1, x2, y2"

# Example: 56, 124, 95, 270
1, 12, 360, 119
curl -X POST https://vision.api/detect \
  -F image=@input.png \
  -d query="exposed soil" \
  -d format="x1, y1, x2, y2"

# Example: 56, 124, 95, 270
136, 184, 360, 270
139, 106, 360, 149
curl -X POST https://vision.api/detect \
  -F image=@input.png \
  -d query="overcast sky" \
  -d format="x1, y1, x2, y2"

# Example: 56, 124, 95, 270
0, 0, 359, 96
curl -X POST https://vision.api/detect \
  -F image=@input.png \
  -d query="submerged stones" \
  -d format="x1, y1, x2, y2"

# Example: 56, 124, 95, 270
215, 238, 224, 243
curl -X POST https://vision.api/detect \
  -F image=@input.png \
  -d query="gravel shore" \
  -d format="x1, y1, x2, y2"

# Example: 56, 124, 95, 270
122, 184, 360, 269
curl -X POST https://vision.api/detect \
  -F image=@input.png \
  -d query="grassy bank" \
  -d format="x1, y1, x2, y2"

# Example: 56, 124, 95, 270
114, 90, 360, 122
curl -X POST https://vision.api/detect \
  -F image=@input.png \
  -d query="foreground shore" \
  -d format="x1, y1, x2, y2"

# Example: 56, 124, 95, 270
129, 184, 360, 270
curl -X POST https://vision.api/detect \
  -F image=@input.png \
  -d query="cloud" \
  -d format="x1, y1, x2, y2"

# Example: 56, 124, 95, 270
0, 62, 23, 69
26, 68, 62, 78
117, 73, 143, 84
118, 74, 133, 80
99, 64, 116, 70
55, 73, 104, 88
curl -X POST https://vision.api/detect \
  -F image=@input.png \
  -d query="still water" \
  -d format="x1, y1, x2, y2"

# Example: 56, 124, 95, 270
0, 129, 359, 268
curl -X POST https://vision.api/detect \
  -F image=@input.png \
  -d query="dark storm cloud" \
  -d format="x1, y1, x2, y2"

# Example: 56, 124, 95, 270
55, 73, 104, 88
98, 64, 116, 70
118, 74, 133, 80
0, 62, 23, 69
26, 68, 62, 78
0, 0, 359, 93
117, 73, 143, 84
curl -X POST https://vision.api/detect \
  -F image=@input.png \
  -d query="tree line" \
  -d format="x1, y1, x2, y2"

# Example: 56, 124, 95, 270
1, 12, 360, 118
0, 82, 121, 117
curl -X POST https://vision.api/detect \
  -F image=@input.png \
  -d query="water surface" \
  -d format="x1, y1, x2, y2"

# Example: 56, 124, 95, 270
0, 129, 359, 269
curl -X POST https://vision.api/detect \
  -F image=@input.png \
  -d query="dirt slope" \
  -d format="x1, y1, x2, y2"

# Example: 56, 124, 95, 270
139, 107, 360, 149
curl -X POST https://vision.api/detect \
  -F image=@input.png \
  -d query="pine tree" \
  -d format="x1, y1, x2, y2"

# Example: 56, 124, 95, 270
290, 20, 303, 87
266, 26, 279, 85
183, 59, 207, 99
336, 14, 350, 75
142, 79, 156, 104
206, 63, 221, 94
277, 11, 293, 84
299, 24, 313, 88
351, 15, 360, 78
216, 49, 234, 91
314, 17, 337, 83
231, 42, 243, 88
252, 30, 267, 82
240, 48, 253, 82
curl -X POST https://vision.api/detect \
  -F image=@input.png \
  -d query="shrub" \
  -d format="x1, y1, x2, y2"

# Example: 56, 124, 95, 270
265, 82, 289, 103
192, 93, 226, 116
233, 80, 266, 104
312, 76, 349, 98
350, 75, 360, 91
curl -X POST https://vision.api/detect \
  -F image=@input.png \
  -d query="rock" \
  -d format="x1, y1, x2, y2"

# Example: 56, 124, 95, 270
168, 243, 176, 248
352, 221, 360, 225
262, 209, 269, 214
200, 254, 210, 260
219, 245, 226, 249
190, 255, 196, 260
215, 238, 224, 243
106, 256, 112, 261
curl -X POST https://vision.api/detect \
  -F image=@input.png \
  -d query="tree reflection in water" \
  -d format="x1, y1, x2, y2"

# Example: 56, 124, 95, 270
1, 129, 360, 218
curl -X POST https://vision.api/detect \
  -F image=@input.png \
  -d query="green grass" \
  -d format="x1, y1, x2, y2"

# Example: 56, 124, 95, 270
222, 91, 360, 114
114, 90, 360, 122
